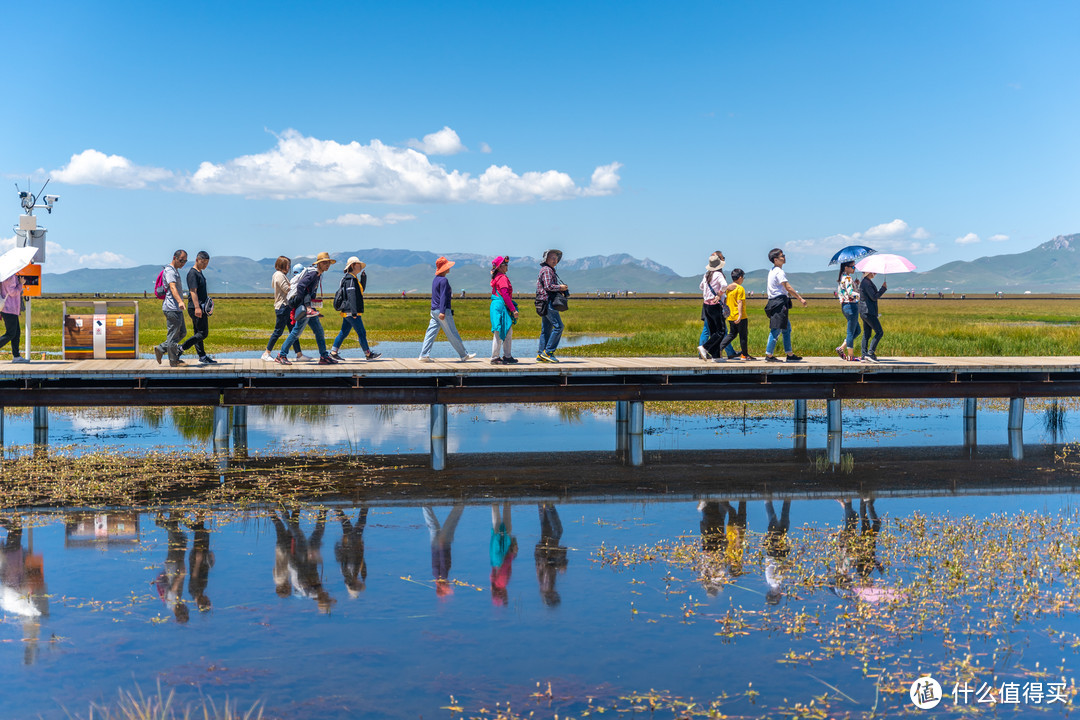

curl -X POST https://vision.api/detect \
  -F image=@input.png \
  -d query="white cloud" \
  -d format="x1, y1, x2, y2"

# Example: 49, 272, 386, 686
988, 234, 1009, 242
1, 233, 134, 274
178, 129, 619, 204
318, 212, 417, 227
955, 233, 980, 245
53, 149, 173, 189
405, 126, 467, 155
788, 219, 940, 258
479, 142, 493, 154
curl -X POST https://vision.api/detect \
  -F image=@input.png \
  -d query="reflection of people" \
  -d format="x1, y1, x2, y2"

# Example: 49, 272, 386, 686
186, 512, 214, 612
763, 500, 791, 604
271, 509, 335, 613
0, 514, 48, 664
490, 503, 517, 606
697, 501, 729, 596
535, 503, 568, 607
835, 499, 885, 590
424, 505, 464, 598
335, 507, 368, 597
725, 501, 747, 578
153, 512, 189, 623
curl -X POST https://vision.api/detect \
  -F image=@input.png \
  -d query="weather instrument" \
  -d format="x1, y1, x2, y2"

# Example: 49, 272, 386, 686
13, 178, 61, 357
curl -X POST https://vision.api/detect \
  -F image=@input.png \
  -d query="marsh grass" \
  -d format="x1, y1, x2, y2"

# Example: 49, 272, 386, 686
19, 297, 1080, 356
80, 683, 262, 720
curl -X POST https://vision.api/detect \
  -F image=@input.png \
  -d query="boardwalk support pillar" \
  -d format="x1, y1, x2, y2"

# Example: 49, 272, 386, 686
615, 400, 629, 459
32, 406, 48, 447
430, 403, 448, 471
793, 399, 807, 453
1008, 398, 1025, 431
963, 398, 978, 448
827, 399, 842, 434
213, 406, 230, 454
231, 406, 248, 456
628, 400, 644, 467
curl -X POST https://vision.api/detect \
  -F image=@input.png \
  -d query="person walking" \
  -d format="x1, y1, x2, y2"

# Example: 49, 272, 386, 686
489, 256, 518, 364
180, 250, 216, 365
859, 272, 887, 362
262, 256, 304, 361
835, 262, 861, 362
713, 268, 755, 360
697, 251, 731, 362
154, 249, 189, 367
763, 248, 807, 363
0, 271, 28, 363
418, 256, 475, 362
329, 257, 381, 361
275, 252, 336, 365
535, 249, 568, 363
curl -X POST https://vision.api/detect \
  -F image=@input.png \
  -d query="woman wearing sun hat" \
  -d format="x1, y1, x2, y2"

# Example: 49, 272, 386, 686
489, 255, 518, 364
418, 256, 476, 362
277, 251, 337, 365
330, 256, 381, 361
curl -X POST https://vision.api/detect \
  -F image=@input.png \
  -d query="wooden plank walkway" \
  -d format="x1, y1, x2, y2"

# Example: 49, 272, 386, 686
2, 355, 1079, 407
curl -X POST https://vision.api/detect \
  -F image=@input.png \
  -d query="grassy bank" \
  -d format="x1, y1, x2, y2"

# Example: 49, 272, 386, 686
14, 297, 1080, 357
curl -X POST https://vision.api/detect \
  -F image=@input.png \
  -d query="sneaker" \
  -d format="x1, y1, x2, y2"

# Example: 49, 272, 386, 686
318, 355, 337, 365
11, 356, 29, 364
458, 353, 476, 362
764, 355, 782, 363
714, 357, 727, 362
786, 354, 803, 362
869, 353, 881, 362
835, 346, 845, 360
205, 356, 218, 364
261, 351, 273, 362
365, 351, 382, 361
329, 350, 345, 361
275, 355, 291, 365
740, 354, 758, 361
846, 356, 862, 362
198, 356, 213, 365
697, 345, 710, 362
294, 352, 308, 362
502, 356, 518, 364
490, 357, 504, 365
418, 356, 435, 363
536, 353, 552, 363
169, 359, 186, 367
545, 353, 560, 364
154, 346, 164, 364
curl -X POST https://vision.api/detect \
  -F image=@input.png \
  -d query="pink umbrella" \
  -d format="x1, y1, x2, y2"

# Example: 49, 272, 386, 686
854, 253, 915, 277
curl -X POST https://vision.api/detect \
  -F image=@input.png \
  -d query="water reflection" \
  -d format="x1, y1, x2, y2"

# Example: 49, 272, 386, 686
489, 503, 517, 606
334, 507, 368, 597
763, 500, 791, 604
271, 509, 334, 613
153, 512, 190, 623
0, 514, 48, 665
423, 504, 464, 598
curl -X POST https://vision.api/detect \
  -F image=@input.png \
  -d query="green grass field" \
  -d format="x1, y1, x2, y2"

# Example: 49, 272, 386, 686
13, 295, 1080, 358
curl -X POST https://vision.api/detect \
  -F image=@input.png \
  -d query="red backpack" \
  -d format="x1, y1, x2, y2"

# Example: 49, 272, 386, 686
154, 267, 168, 299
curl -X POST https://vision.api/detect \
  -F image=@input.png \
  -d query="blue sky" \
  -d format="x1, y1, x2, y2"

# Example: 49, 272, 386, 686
3, 1, 1078, 275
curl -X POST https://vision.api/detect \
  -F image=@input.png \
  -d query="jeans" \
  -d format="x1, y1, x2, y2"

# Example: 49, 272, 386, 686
332, 314, 370, 353
538, 306, 563, 354
267, 307, 302, 355
841, 302, 861, 348
420, 310, 469, 358
157, 310, 186, 363
181, 307, 209, 358
861, 314, 883, 356
701, 318, 737, 358
765, 321, 792, 356
0, 312, 20, 357
279, 306, 328, 358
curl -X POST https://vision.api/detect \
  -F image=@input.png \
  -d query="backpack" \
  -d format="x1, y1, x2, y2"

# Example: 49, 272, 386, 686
286, 268, 313, 309
333, 275, 350, 312
154, 267, 168, 299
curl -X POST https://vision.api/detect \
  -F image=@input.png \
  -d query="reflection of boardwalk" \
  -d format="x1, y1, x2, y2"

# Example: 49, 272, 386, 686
4, 356, 1080, 407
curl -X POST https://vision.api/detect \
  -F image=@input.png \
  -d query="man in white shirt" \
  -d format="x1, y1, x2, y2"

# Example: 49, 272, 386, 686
763, 248, 807, 362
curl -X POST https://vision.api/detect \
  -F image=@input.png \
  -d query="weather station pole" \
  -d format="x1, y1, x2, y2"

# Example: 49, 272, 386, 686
13, 181, 59, 359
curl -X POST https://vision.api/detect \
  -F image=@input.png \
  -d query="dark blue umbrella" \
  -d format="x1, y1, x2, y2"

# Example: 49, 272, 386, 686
829, 245, 876, 266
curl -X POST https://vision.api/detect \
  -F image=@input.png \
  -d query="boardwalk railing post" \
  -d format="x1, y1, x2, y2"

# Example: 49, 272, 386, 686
793, 399, 807, 453
231, 406, 248, 457
628, 400, 644, 467
963, 398, 978, 448
615, 400, 629, 460
212, 406, 230, 454
826, 399, 842, 466
32, 406, 48, 448
430, 403, 448, 471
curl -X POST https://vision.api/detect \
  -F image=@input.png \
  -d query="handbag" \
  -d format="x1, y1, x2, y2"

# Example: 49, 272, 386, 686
548, 291, 569, 312
204, 297, 214, 316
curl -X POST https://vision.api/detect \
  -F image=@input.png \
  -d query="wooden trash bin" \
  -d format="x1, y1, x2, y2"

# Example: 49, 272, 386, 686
63, 300, 139, 359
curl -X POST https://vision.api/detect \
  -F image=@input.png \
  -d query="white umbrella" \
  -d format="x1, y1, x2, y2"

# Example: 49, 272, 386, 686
854, 253, 915, 275
0, 246, 39, 283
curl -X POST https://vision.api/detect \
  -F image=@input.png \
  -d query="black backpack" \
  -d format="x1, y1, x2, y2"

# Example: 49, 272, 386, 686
333, 275, 349, 312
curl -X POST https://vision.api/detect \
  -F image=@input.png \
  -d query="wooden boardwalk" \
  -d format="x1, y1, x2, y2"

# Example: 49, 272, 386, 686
1, 355, 1078, 407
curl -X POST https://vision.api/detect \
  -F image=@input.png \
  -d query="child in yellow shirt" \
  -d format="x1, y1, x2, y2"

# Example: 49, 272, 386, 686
717, 269, 755, 360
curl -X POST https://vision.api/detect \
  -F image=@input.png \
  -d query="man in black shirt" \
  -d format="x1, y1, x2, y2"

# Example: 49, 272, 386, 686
181, 250, 215, 364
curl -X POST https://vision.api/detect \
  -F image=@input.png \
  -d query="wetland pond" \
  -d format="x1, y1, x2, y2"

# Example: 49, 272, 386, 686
2, 399, 1080, 719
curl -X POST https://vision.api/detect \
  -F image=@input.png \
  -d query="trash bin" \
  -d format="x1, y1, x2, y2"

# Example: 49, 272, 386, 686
63, 300, 139, 359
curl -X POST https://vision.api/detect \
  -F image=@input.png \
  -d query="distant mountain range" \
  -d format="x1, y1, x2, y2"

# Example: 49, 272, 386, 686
42, 234, 1080, 295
